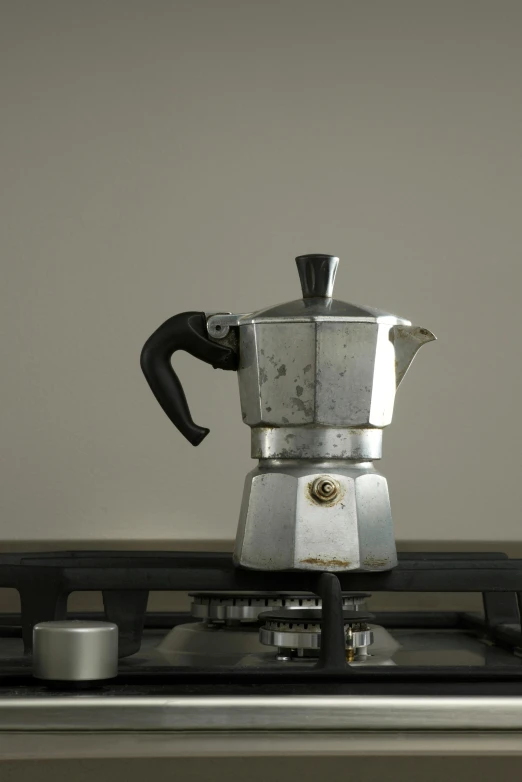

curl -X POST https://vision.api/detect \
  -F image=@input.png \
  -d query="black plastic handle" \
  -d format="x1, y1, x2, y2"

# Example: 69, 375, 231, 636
140, 311, 238, 446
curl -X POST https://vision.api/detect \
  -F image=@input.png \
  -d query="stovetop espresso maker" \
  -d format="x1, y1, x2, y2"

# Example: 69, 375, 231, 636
141, 254, 435, 572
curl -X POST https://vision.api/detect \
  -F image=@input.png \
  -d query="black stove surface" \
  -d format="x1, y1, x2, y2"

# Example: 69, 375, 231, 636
2, 550, 522, 695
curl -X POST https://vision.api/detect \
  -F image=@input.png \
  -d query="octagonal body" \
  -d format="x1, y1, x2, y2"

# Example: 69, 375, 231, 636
233, 461, 397, 572
237, 322, 397, 429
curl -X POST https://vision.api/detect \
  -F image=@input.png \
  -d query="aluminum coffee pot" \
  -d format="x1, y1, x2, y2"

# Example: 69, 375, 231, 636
141, 254, 435, 572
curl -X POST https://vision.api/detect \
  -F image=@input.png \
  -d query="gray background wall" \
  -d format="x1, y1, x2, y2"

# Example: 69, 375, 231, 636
1, 0, 521, 544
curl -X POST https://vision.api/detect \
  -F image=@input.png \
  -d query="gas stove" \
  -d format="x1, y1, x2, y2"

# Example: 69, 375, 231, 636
2, 549, 522, 738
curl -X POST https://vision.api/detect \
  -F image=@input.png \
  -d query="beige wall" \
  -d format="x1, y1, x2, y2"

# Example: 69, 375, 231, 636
1, 0, 521, 544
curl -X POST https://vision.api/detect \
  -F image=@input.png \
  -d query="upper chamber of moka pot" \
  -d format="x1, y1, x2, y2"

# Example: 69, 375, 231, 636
207, 253, 435, 449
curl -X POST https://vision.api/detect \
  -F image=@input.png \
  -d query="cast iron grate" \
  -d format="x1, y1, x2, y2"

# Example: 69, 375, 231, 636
1, 550, 522, 668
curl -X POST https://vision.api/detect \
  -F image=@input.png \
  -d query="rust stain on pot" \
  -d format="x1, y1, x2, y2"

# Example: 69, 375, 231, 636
300, 557, 351, 568
363, 557, 390, 568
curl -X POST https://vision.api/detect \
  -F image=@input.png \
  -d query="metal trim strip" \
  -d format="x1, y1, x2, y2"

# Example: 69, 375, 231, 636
1, 696, 522, 732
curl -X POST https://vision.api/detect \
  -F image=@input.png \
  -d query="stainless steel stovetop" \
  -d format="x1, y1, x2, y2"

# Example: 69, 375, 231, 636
2, 550, 522, 737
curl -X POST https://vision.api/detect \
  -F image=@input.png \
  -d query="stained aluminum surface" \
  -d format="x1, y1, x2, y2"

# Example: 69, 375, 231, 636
207, 257, 435, 573
234, 321, 434, 429
207, 317, 436, 430
206, 254, 435, 431
233, 459, 397, 571
251, 426, 382, 460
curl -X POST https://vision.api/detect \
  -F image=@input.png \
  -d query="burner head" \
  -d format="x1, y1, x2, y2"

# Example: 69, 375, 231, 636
258, 607, 375, 658
258, 608, 374, 624
189, 592, 370, 625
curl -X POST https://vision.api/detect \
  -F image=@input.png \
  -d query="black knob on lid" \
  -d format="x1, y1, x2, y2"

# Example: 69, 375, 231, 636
295, 254, 339, 299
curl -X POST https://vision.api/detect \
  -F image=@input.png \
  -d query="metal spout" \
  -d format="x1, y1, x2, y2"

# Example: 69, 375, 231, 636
391, 325, 436, 389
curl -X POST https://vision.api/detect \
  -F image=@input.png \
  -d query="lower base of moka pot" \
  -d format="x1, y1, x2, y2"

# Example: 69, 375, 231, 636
233, 459, 398, 572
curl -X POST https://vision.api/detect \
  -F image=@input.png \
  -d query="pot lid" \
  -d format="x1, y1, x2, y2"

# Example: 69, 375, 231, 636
238, 255, 411, 326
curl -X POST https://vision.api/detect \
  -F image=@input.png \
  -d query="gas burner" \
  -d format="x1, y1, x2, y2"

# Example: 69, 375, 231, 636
259, 608, 374, 661
157, 593, 372, 666
190, 591, 370, 626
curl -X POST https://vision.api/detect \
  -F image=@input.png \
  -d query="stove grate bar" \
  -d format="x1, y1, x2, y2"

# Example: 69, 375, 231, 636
2, 551, 522, 661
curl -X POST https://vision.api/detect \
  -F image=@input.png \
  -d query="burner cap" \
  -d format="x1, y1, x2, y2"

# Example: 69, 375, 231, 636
258, 607, 375, 656
258, 608, 375, 624
189, 592, 370, 624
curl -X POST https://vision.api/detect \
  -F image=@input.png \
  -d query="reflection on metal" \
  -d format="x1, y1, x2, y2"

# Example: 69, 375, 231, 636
295, 254, 339, 298
3, 695, 522, 732
189, 591, 367, 624
258, 614, 374, 659
251, 427, 383, 460
33, 621, 118, 682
